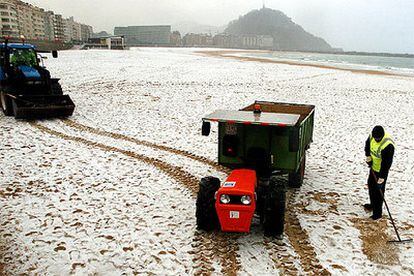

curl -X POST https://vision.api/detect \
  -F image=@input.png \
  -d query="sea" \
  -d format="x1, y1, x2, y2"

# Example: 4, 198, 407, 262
236, 51, 414, 76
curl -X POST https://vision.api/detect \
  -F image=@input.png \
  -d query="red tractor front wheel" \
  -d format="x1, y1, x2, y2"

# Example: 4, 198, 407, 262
196, 176, 220, 231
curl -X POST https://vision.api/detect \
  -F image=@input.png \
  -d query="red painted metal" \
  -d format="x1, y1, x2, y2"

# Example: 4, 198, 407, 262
215, 169, 256, 232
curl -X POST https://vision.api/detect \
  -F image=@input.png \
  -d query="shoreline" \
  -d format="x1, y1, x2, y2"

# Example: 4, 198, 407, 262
197, 50, 413, 78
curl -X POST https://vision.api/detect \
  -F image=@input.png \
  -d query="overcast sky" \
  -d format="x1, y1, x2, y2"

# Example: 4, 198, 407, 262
26, 0, 414, 54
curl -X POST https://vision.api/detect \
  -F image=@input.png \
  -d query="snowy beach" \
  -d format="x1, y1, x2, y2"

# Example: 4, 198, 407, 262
1, 47, 414, 275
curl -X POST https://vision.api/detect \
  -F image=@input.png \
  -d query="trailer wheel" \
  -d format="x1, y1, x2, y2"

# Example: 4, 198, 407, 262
196, 176, 220, 231
51, 82, 63, 95
0, 92, 14, 116
288, 154, 306, 188
263, 176, 286, 237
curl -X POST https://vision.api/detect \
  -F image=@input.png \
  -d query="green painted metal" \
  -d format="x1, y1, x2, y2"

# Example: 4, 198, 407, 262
217, 102, 315, 173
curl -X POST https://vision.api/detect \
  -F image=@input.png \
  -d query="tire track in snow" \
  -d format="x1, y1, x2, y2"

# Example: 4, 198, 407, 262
62, 119, 230, 174
269, 73, 335, 85
191, 231, 241, 275
283, 190, 331, 275
263, 237, 302, 275
60, 119, 330, 274
30, 122, 239, 275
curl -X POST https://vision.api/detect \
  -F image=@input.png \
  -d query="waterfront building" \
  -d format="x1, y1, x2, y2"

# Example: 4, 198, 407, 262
257, 35, 274, 49
64, 16, 82, 43
86, 35, 126, 50
170, 31, 181, 46
0, 0, 19, 37
53, 14, 65, 41
43, 10, 55, 41
114, 25, 171, 46
0, 0, 93, 43
81, 24, 93, 43
182, 33, 213, 47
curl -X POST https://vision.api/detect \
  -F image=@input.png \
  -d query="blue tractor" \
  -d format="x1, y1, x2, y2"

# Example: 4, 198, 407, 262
0, 39, 75, 119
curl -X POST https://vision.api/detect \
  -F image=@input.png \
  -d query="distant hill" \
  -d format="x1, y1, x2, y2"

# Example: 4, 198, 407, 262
225, 8, 333, 52
91, 31, 112, 38
172, 21, 225, 36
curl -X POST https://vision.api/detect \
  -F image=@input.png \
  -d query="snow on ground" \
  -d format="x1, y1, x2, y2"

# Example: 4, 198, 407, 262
1, 47, 414, 275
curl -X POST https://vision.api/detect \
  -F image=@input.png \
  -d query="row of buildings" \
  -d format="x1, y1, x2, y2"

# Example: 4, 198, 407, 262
181, 33, 274, 49
113, 25, 275, 50
0, 0, 93, 43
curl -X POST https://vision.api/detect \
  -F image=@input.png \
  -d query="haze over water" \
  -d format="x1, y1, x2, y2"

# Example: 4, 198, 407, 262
240, 52, 414, 75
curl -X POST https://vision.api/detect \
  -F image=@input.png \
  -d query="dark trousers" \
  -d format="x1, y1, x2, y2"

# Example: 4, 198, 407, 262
367, 171, 387, 217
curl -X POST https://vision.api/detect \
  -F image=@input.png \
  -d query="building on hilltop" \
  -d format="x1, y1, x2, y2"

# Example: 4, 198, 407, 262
114, 25, 171, 46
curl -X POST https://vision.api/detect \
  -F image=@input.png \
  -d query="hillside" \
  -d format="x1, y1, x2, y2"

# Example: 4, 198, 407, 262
225, 8, 333, 52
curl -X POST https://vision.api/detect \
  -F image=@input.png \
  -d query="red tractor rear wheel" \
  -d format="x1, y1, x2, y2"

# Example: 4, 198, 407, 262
263, 176, 287, 237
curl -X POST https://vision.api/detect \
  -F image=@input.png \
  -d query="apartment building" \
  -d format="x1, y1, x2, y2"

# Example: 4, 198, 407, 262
170, 31, 181, 46
0, 0, 19, 37
182, 33, 213, 47
31, 6, 46, 40
64, 16, 81, 42
0, 0, 93, 43
80, 24, 93, 43
53, 14, 65, 41
43, 10, 54, 41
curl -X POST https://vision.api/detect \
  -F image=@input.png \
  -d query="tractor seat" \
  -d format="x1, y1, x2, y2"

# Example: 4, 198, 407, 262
245, 147, 271, 177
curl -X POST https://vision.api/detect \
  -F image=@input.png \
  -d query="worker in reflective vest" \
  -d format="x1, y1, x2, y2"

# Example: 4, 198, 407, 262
364, 126, 395, 220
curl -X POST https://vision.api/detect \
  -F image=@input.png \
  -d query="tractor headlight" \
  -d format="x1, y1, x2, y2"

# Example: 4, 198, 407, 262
220, 194, 230, 204
241, 195, 252, 205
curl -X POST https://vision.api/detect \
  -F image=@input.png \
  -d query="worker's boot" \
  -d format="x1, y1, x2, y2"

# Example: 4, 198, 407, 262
370, 214, 382, 220
363, 203, 373, 211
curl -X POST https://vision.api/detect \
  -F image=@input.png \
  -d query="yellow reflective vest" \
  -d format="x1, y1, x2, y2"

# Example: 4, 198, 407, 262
370, 133, 395, 172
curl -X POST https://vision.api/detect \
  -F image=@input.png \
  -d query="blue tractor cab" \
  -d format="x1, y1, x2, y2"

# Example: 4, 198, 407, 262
0, 39, 74, 119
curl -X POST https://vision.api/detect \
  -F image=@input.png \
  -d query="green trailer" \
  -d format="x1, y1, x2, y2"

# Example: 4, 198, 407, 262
196, 101, 315, 237
202, 101, 315, 187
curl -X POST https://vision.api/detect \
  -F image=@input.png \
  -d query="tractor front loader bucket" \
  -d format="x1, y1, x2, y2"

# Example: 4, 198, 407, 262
11, 95, 75, 119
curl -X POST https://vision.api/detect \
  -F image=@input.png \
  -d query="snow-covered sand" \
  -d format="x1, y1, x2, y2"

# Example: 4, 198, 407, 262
1, 48, 414, 275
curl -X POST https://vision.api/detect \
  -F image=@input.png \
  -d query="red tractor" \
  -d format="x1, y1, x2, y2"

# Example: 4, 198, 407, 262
196, 101, 315, 237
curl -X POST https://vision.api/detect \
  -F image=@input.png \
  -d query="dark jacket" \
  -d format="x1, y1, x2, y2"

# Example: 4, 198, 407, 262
365, 137, 395, 179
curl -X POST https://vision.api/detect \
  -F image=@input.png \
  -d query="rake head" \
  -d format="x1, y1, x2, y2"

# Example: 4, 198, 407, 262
387, 239, 413, 244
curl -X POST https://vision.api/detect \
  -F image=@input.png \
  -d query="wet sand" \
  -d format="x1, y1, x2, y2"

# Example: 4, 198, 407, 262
198, 50, 413, 78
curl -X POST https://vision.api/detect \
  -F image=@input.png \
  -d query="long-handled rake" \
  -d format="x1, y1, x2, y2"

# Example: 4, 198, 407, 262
370, 169, 412, 244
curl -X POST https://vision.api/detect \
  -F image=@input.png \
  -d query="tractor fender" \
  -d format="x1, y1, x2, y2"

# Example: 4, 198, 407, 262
50, 78, 61, 84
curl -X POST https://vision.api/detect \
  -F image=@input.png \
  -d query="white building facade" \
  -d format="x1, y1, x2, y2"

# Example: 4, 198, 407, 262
0, 0, 93, 43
